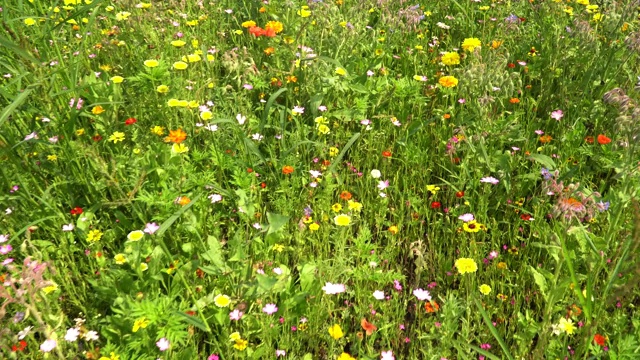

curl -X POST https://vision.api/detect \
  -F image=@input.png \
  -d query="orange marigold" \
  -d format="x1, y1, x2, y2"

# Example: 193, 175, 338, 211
340, 191, 352, 200
282, 165, 294, 175
166, 128, 187, 143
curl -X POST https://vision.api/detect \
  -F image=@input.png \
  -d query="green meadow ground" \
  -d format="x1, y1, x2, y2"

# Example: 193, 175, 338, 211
1, 0, 640, 359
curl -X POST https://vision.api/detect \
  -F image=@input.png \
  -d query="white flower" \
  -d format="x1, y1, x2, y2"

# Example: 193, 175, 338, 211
480, 176, 500, 185
65, 327, 80, 342
292, 106, 305, 115
18, 326, 33, 340
83, 330, 99, 341
373, 290, 385, 300
370, 169, 381, 178
377, 180, 389, 191
62, 223, 75, 232
309, 170, 322, 178
40, 339, 57, 352
412, 288, 432, 301
458, 213, 475, 222
204, 124, 218, 132
322, 282, 346, 295
208, 194, 222, 203
236, 113, 246, 125
252, 133, 264, 141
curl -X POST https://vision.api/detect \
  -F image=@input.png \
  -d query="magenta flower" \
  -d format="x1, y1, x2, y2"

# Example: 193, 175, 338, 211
550, 109, 564, 121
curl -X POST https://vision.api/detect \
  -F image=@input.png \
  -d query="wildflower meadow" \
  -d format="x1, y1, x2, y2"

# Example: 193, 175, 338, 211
2, 0, 640, 359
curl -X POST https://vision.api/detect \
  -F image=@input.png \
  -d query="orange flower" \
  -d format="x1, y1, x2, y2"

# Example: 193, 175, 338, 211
360, 318, 377, 336
539, 135, 552, 143
340, 191, 352, 200
264, 47, 275, 56
593, 334, 606, 346
382, 150, 392, 158
177, 196, 191, 206
166, 128, 187, 143
282, 165, 294, 175
597, 134, 611, 145
425, 300, 440, 313
509, 98, 520, 104
443, 113, 451, 119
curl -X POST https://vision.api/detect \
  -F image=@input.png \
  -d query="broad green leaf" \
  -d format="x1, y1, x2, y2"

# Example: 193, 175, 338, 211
528, 154, 556, 170
529, 266, 548, 301
298, 262, 317, 292
201, 235, 226, 272
267, 212, 289, 235
173, 311, 210, 332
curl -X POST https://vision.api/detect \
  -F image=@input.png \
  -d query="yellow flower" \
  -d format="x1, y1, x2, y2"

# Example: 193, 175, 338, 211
272, 244, 285, 252
207, 54, 215, 62
233, 339, 248, 351
335, 67, 347, 76
140, 263, 148, 272
297, 6, 311, 17
110, 76, 124, 84
331, 203, 343, 213
309, 223, 320, 231
127, 230, 144, 241
441, 51, 460, 66
99, 352, 120, 360
109, 131, 125, 143
76, 128, 85, 136
337, 353, 356, 360
87, 229, 103, 242
186, 20, 198, 26
328, 324, 343, 340
187, 100, 199, 108
317, 124, 330, 135
24, 18, 37, 26
92, 105, 105, 114
265, 21, 284, 34
593, 13, 603, 22
463, 220, 481, 233
455, 258, 478, 274
173, 61, 188, 70
42, 282, 58, 294
171, 143, 189, 154
347, 200, 362, 212
151, 126, 165, 135
388, 225, 399, 234
200, 111, 213, 120
138, 2, 152, 9
167, 98, 181, 107
105, 5, 114, 11
143, 59, 159, 67
171, 40, 186, 47
47, 154, 58, 161
229, 332, 241, 341
214, 294, 231, 307
183, 53, 201, 63
438, 75, 458, 88
558, 317, 576, 334
156, 85, 169, 93
329, 147, 339, 157
461, 37, 482, 52
334, 214, 351, 226
132, 317, 150, 332
114, 254, 127, 264
576, 0, 589, 4
479, 5, 490, 10
242, 20, 256, 28
479, 284, 491, 295
115, 11, 131, 21
426, 185, 440, 194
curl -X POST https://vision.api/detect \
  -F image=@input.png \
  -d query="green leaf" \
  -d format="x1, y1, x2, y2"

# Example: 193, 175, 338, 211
0, 88, 32, 128
474, 298, 514, 360
156, 193, 202, 237
267, 212, 289, 235
256, 274, 278, 293
529, 266, 548, 301
173, 311, 210, 332
260, 88, 287, 133
201, 235, 226, 271
298, 262, 317, 292
528, 154, 556, 170
328, 133, 361, 174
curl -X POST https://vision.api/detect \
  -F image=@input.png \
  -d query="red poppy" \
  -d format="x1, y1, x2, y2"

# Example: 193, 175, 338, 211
452, 157, 461, 164
125, 117, 137, 125
597, 134, 611, 145
455, 191, 464, 198
249, 26, 264, 37
70, 207, 83, 215
382, 150, 392, 158
360, 318, 377, 336
431, 201, 441, 209
264, 27, 276, 38
196, 268, 205, 278
593, 334, 606, 346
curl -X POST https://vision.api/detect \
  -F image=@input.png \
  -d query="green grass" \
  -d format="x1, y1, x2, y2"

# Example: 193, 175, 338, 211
1, 0, 640, 359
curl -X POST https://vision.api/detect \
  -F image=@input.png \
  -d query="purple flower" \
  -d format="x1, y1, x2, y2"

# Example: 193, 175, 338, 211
243, 84, 253, 90
262, 303, 278, 315
393, 280, 403, 291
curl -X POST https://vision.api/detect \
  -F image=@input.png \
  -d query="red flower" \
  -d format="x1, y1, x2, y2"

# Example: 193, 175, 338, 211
455, 191, 464, 198
431, 201, 441, 209
70, 207, 83, 215
125, 117, 137, 125
584, 136, 594, 144
264, 27, 276, 38
382, 150, 392, 158
261, 182, 267, 188
249, 26, 265, 37
92, 134, 103, 142
594, 334, 606, 346
597, 134, 611, 145
507, 63, 516, 69
185, 310, 196, 316
520, 214, 532, 221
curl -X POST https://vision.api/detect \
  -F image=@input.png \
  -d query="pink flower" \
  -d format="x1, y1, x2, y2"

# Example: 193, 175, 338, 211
144, 222, 160, 235
458, 213, 475, 222
40, 339, 57, 352
276, 350, 286, 357
377, 180, 389, 191
413, 288, 432, 301
0, 244, 12, 255
156, 337, 170, 351
208, 354, 220, 360
262, 303, 278, 315
393, 280, 402, 291
480, 176, 500, 185
229, 309, 243, 321
381, 350, 395, 360
550, 109, 564, 121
